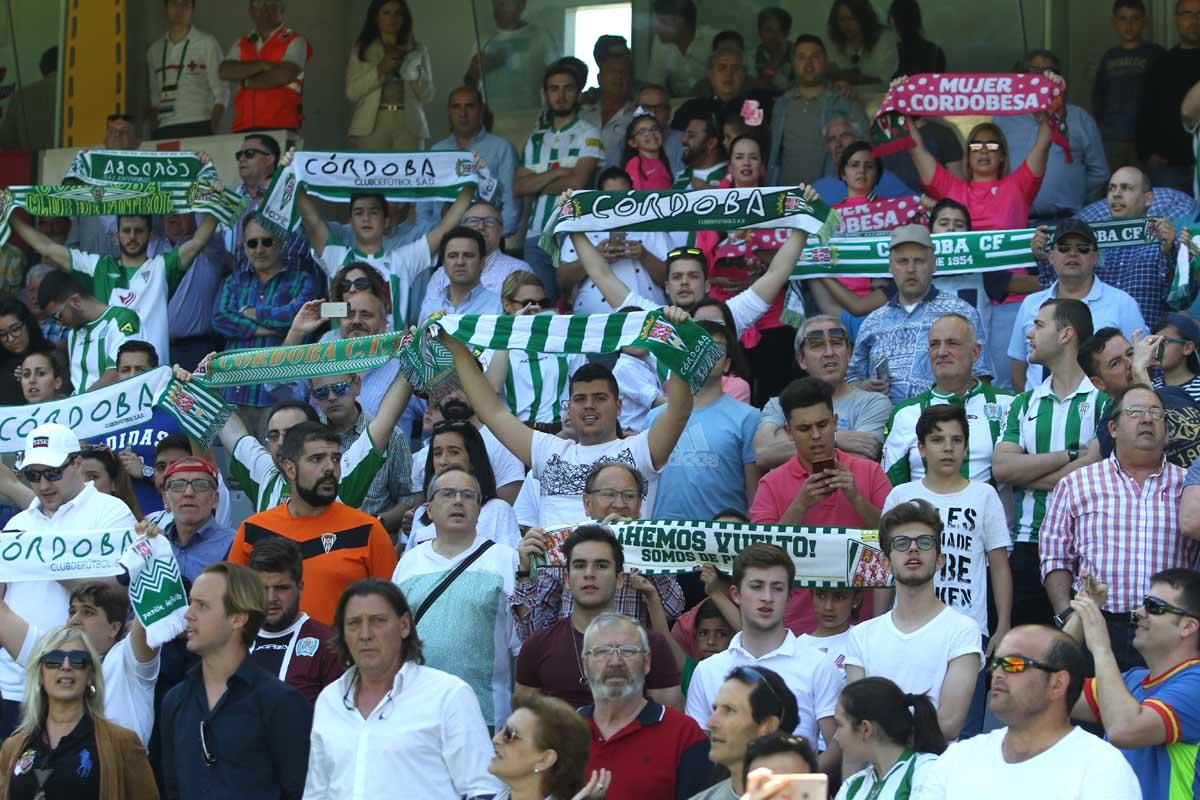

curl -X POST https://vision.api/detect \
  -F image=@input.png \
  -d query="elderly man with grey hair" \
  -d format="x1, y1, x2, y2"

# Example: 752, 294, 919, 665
754, 314, 893, 470
391, 464, 523, 731
579, 611, 710, 800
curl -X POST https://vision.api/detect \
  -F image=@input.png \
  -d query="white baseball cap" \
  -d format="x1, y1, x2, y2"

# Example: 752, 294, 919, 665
18, 423, 81, 469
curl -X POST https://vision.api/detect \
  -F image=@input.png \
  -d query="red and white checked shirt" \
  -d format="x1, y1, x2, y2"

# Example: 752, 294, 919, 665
1040, 454, 1198, 612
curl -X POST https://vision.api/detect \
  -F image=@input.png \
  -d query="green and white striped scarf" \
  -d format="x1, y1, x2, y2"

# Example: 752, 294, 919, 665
538, 187, 840, 263
1171, 225, 1200, 310
63, 149, 248, 225
783, 218, 1160, 326
532, 519, 892, 588
256, 150, 496, 239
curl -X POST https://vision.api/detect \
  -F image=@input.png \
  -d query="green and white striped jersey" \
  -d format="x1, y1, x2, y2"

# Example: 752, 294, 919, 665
883, 380, 1015, 486
672, 161, 728, 190
521, 117, 604, 238
836, 750, 937, 800
229, 426, 386, 513
1000, 375, 1110, 543
502, 351, 586, 424
68, 306, 140, 394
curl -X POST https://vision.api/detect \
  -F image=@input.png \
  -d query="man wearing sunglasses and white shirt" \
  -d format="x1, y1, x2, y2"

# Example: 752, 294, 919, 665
1040, 385, 1197, 672
0, 423, 138, 737
1063, 568, 1200, 800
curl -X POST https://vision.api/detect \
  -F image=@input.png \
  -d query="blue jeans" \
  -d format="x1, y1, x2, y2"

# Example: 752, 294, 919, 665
524, 237, 560, 304
988, 302, 1021, 390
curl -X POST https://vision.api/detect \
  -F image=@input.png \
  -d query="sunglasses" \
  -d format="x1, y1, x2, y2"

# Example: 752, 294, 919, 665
1142, 595, 1200, 619
889, 534, 937, 553
968, 141, 1003, 152
987, 655, 1062, 674
668, 246, 705, 260
733, 666, 784, 712
21, 459, 73, 483
804, 330, 847, 348
245, 237, 275, 250
311, 381, 352, 401
235, 148, 270, 160
1054, 242, 1094, 255
200, 719, 216, 766
499, 724, 523, 744
40, 649, 92, 670
337, 277, 372, 292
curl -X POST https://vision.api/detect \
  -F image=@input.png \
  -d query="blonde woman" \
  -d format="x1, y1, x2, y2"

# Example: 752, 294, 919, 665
346, 0, 434, 150
0, 626, 157, 800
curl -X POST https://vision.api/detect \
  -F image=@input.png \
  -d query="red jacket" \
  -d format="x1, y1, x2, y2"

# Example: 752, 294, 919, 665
233, 27, 310, 131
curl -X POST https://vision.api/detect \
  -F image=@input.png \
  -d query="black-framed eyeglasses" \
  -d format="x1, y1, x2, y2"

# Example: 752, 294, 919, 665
39, 649, 92, 670
463, 215, 502, 229
633, 125, 662, 138
499, 724, 523, 743
888, 534, 937, 553
987, 655, 1063, 674
235, 148, 269, 160
311, 381, 352, 401
0, 321, 25, 342
165, 478, 217, 495
1142, 595, 1200, 620
585, 488, 640, 503
245, 237, 275, 250
21, 458, 74, 484
200, 720, 216, 766
337, 277, 372, 293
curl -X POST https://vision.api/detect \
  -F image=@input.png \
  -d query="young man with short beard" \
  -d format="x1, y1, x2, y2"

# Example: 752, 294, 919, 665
247, 536, 343, 705
227, 422, 397, 626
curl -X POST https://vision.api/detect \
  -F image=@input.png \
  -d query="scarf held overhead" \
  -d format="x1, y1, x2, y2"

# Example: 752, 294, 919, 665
835, 195, 923, 235
0, 367, 228, 452
256, 150, 498, 239
538, 187, 840, 262
63, 149, 249, 225
531, 520, 892, 588
872, 73, 1071, 162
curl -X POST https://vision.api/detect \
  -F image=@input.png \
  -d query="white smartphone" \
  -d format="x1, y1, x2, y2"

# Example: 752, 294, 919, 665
320, 302, 348, 319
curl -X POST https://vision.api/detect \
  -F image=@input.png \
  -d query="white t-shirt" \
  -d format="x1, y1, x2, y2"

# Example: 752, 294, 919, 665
612, 353, 662, 433
514, 473, 541, 528
914, 727, 1140, 800
530, 430, 660, 527
410, 424, 526, 493
0, 485, 137, 699
392, 537, 520, 727
686, 631, 843, 747
882, 481, 1012, 635
407, 497, 521, 550
16, 628, 157, 746
560, 232, 670, 315
844, 607, 982, 708
798, 629, 854, 672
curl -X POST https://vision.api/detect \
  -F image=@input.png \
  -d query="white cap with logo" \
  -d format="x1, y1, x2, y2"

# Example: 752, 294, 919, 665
18, 423, 81, 469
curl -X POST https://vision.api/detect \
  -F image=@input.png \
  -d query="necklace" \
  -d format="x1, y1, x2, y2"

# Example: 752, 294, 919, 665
571, 625, 588, 686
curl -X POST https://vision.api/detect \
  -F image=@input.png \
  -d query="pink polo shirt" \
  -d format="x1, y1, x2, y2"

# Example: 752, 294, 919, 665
749, 449, 893, 527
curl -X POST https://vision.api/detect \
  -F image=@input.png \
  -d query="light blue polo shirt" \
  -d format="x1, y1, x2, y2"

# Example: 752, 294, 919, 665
1007, 277, 1146, 386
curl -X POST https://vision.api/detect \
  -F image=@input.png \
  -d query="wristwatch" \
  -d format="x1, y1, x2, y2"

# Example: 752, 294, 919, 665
1067, 447, 1080, 462
1053, 608, 1074, 629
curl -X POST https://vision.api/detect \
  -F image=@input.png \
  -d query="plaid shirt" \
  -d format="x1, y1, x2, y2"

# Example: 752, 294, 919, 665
1039, 454, 1197, 612
1038, 191, 1199, 328
511, 568, 685, 642
212, 267, 316, 407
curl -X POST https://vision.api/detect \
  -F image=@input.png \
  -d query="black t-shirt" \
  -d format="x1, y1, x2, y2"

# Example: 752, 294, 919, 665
8, 714, 101, 800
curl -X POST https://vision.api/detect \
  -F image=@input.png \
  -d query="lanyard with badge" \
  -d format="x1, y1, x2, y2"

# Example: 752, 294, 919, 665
158, 37, 191, 116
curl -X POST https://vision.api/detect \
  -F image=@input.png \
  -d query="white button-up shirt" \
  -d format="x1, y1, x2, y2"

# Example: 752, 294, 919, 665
0, 482, 137, 699
305, 661, 502, 800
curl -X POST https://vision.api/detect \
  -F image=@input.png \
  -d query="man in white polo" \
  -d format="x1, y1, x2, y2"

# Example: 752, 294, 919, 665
0, 423, 138, 736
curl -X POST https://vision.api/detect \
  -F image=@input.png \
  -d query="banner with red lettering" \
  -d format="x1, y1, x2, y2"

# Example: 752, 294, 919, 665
871, 73, 1071, 162
835, 195, 922, 235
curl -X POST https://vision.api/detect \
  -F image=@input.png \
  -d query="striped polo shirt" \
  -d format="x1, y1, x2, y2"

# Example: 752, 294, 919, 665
522, 117, 604, 238
1001, 375, 1110, 543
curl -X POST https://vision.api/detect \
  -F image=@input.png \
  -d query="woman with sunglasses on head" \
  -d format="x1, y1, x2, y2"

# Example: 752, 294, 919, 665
0, 297, 50, 406
488, 690, 608, 800
79, 446, 144, 521
403, 419, 519, 553
0, 626, 157, 800
831, 677, 945, 799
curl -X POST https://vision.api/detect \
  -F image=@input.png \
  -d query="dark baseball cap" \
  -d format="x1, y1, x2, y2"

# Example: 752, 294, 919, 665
594, 35, 631, 66
1049, 218, 1097, 247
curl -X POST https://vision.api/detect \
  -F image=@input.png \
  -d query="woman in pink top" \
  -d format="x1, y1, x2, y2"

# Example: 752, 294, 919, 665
810, 141, 895, 334
909, 109, 1057, 389
622, 112, 673, 191
695, 134, 793, 404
